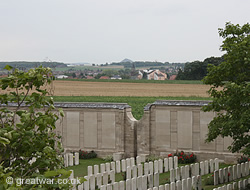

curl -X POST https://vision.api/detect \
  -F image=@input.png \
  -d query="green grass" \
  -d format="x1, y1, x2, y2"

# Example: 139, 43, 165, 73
67, 159, 244, 190
56, 78, 203, 84
53, 96, 211, 120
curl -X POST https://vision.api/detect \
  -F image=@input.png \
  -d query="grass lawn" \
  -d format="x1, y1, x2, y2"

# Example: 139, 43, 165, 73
53, 96, 211, 120
66, 159, 246, 190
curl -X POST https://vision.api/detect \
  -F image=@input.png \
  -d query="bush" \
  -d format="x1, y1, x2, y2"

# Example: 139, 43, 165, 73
237, 155, 250, 164
103, 155, 113, 162
173, 151, 197, 164
146, 155, 162, 162
79, 150, 97, 159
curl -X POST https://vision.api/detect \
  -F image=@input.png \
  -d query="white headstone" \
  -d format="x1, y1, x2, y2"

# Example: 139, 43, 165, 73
97, 173, 102, 188
78, 183, 84, 190
138, 164, 143, 177
142, 175, 147, 190
238, 180, 243, 190
228, 166, 233, 182
159, 185, 164, 190
137, 176, 142, 190
175, 167, 180, 181
174, 156, 178, 169
113, 182, 119, 190
126, 158, 131, 168
127, 166, 132, 180
88, 166, 93, 176
110, 170, 115, 184
154, 160, 159, 173
106, 163, 111, 174
90, 175, 95, 190
94, 165, 99, 176
185, 165, 190, 179
169, 157, 173, 170
149, 162, 154, 175
226, 184, 232, 190
241, 163, 245, 177
219, 169, 223, 184
182, 179, 187, 190
170, 169, 175, 183
144, 163, 149, 176
153, 187, 158, 190
130, 157, 135, 166
214, 170, 219, 186
194, 163, 199, 176
164, 158, 169, 172
170, 182, 175, 190
204, 160, 209, 175
180, 166, 185, 180
119, 181, 125, 190
132, 165, 137, 178
197, 175, 202, 190
200, 162, 205, 176
131, 178, 136, 190
245, 162, 249, 176
243, 179, 247, 189
64, 153, 69, 167
237, 164, 241, 179
101, 163, 106, 173
107, 184, 112, 190
74, 152, 79, 165
232, 182, 237, 190
190, 164, 195, 177
122, 159, 126, 172
191, 176, 197, 190
154, 173, 159, 187
111, 162, 116, 172
116, 161, 121, 173
159, 159, 163, 174
84, 178, 90, 190
164, 184, 170, 190
187, 178, 191, 190
69, 153, 74, 166
100, 185, 106, 190
224, 167, 228, 183
126, 179, 131, 190
103, 172, 109, 185
214, 158, 219, 171
148, 174, 153, 188
176, 180, 181, 190
209, 159, 214, 173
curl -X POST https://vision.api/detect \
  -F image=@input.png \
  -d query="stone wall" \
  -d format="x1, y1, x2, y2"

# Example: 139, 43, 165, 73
3, 100, 240, 162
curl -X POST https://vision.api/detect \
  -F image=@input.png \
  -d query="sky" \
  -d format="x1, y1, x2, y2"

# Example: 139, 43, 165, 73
0, 0, 249, 64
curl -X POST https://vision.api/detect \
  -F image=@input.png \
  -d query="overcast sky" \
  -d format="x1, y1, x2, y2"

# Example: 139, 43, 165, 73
0, 0, 249, 64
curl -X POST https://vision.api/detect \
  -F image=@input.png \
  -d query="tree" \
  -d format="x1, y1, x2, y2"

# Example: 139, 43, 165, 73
203, 22, 250, 156
0, 66, 83, 189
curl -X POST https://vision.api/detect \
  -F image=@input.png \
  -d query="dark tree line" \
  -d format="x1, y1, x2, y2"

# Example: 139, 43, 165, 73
176, 56, 224, 80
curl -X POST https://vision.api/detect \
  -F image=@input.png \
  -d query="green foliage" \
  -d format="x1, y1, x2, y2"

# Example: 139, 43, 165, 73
173, 151, 197, 164
102, 155, 113, 162
237, 156, 250, 164
0, 66, 73, 189
176, 56, 224, 80
79, 150, 97, 159
146, 155, 162, 162
203, 174, 214, 185
203, 22, 250, 156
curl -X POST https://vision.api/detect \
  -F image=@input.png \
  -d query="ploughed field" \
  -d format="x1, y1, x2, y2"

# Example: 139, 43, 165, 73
51, 80, 210, 97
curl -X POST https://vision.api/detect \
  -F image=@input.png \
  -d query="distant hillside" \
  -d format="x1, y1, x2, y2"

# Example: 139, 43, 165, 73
0, 61, 67, 69
111, 61, 185, 68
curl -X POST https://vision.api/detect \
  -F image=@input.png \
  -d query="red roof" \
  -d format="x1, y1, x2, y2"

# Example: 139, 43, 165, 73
99, 76, 110, 79
169, 75, 177, 80
86, 76, 94, 79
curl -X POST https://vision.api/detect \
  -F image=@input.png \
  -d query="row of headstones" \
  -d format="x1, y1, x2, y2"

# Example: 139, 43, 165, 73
214, 161, 250, 185
213, 177, 250, 190
147, 175, 202, 190
87, 156, 179, 177
78, 173, 160, 190
88, 174, 202, 190
168, 158, 219, 183
64, 152, 79, 167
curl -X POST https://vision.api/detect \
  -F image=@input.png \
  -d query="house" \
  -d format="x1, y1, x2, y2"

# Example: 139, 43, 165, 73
169, 75, 177, 80
111, 75, 122, 80
55, 75, 68, 79
139, 69, 167, 80
99, 76, 110, 79
86, 76, 94, 79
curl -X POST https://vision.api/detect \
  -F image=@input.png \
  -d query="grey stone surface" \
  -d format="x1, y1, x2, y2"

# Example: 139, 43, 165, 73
126, 179, 131, 190
164, 158, 169, 172
144, 163, 149, 176
148, 174, 153, 188
121, 160, 126, 172
154, 172, 159, 187
142, 175, 147, 190
116, 161, 121, 173
119, 181, 125, 190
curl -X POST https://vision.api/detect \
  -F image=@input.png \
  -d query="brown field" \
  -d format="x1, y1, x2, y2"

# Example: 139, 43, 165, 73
50, 81, 211, 97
